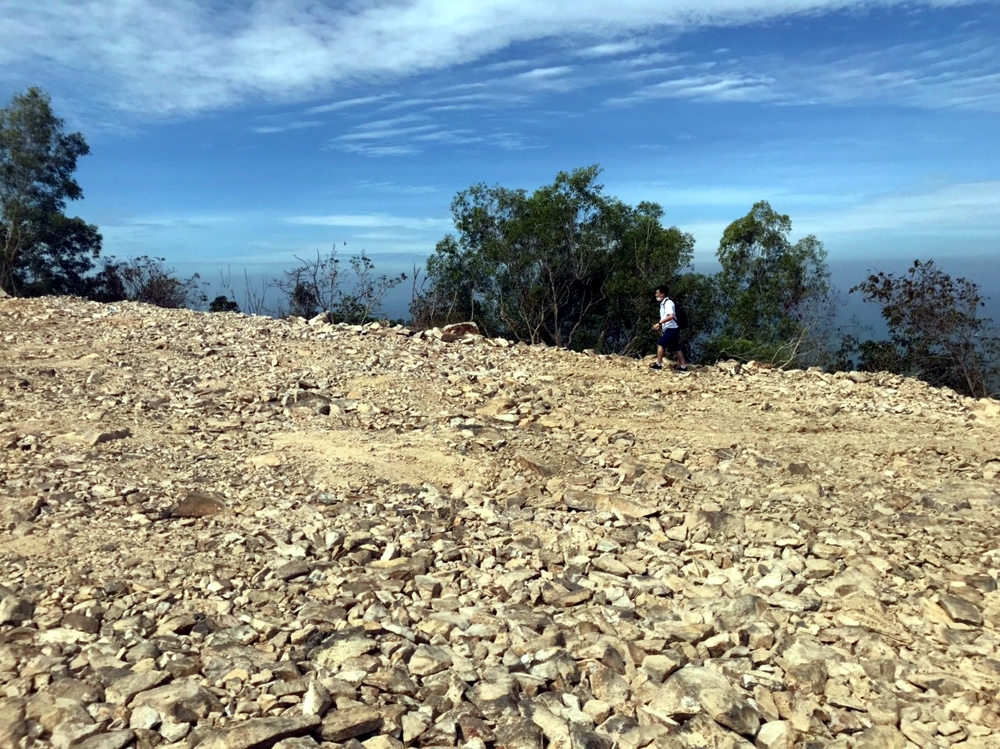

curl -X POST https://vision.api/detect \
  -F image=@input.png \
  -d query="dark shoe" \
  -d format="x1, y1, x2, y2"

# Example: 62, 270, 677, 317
674, 365, 688, 371
649, 363, 663, 370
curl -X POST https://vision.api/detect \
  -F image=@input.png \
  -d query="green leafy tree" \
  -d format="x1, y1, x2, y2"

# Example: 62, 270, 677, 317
601, 200, 701, 355
849, 259, 1000, 397
287, 281, 321, 318
417, 166, 659, 348
709, 201, 832, 366
414, 166, 712, 353
410, 234, 491, 331
0, 87, 101, 296
463, 166, 611, 346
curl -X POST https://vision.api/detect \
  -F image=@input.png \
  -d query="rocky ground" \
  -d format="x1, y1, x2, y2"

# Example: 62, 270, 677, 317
1, 296, 999, 749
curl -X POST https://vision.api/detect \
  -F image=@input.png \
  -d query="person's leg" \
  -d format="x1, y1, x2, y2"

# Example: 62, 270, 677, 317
666, 329, 686, 370
652, 330, 669, 368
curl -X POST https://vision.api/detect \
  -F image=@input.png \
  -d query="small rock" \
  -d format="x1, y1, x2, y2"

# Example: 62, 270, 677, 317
104, 670, 169, 705
132, 680, 223, 722
319, 706, 383, 742
199, 714, 321, 749
648, 666, 759, 736
408, 644, 453, 676
852, 725, 906, 749
303, 680, 332, 717
75, 730, 136, 749
756, 721, 796, 749
170, 491, 226, 518
937, 593, 984, 626
0, 595, 34, 625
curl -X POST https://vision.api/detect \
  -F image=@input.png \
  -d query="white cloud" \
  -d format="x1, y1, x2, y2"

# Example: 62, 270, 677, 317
283, 214, 452, 231
609, 37, 1000, 110
508, 66, 580, 92
337, 124, 438, 142
356, 181, 439, 194
611, 73, 779, 104
336, 143, 421, 156
109, 214, 239, 229
801, 181, 1000, 235
574, 39, 647, 58
386, 92, 531, 112
328, 108, 544, 156
482, 58, 537, 72
305, 95, 396, 114
412, 129, 482, 144
252, 120, 322, 134
1, 0, 989, 124
516, 66, 575, 80
353, 115, 429, 130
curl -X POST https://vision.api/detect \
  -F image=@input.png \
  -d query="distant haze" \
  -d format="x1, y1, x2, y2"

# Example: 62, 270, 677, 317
187, 252, 1000, 342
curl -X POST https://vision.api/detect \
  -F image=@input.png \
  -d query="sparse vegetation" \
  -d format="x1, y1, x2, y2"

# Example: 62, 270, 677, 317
88, 255, 207, 310
848, 259, 1000, 397
270, 245, 406, 324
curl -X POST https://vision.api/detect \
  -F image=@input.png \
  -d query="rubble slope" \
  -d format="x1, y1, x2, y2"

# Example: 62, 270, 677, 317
1, 296, 999, 749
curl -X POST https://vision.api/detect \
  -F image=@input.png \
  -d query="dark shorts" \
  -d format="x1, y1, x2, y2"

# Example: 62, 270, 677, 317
657, 327, 681, 353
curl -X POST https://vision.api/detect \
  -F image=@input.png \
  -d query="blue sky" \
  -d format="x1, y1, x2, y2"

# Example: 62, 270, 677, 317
2, 0, 998, 312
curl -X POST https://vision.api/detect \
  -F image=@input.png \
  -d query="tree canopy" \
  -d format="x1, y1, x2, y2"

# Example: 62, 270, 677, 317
0, 87, 101, 296
412, 166, 696, 352
706, 200, 832, 365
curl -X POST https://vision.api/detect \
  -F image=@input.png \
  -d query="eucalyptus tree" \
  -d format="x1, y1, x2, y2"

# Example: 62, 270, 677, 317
709, 201, 832, 366
0, 87, 101, 296
415, 165, 699, 350
601, 200, 700, 355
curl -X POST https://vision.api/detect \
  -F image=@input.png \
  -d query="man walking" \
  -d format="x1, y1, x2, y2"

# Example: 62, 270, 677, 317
651, 285, 688, 371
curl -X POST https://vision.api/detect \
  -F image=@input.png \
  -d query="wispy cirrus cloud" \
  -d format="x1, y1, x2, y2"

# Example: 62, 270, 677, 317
328, 114, 440, 151
801, 180, 1000, 236
336, 143, 422, 157
356, 181, 439, 195
385, 92, 532, 113
252, 120, 323, 134
1, 0, 990, 125
326, 107, 543, 157
516, 66, 575, 80
610, 37, 1000, 110
573, 39, 647, 58
610, 73, 780, 104
510, 65, 580, 92
110, 214, 239, 229
284, 213, 452, 231
337, 124, 439, 142
305, 94, 396, 114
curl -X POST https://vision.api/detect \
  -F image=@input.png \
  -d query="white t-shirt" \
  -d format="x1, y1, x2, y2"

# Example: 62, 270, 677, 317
660, 298, 678, 330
